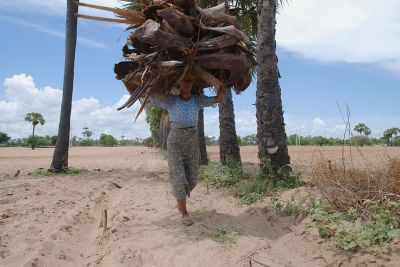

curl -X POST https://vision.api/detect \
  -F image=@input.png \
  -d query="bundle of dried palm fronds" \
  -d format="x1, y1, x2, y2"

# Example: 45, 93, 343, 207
76, 0, 255, 116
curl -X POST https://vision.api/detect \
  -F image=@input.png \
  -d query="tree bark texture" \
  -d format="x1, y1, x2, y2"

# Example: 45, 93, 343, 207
256, 0, 290, 177
31, 125, 36, 150
198, 109, 208, 165
217, 0, 241, 166
50, 0, 78, 171
219, 87, 241, 165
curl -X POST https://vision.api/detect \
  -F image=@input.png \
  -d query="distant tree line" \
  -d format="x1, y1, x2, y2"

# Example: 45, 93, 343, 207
1, 123, 399, 148
0, 127, 145, 148
286, 135, 387, 147
202, 123, 400, 147
202, 134, 399, 147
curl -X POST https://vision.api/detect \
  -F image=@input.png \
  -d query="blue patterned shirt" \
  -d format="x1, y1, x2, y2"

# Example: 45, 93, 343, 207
149, 95, 216, 127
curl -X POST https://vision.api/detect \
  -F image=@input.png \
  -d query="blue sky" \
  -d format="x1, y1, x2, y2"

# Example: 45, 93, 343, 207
0, 0, 399, 140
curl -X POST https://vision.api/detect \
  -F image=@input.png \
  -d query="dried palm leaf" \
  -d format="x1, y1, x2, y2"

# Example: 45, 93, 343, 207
75, 1, 145, 26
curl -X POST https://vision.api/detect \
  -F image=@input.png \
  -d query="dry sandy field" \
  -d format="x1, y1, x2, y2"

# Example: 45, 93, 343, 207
1, 146, 400, 267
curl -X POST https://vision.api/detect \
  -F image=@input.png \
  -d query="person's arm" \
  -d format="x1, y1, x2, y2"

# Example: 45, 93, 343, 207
198, 89, 225, 108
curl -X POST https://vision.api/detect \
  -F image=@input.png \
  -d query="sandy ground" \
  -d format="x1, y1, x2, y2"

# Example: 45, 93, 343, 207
1, 146, 400, 267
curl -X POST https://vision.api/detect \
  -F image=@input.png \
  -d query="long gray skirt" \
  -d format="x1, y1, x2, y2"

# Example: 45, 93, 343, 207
167, 126, 199, 199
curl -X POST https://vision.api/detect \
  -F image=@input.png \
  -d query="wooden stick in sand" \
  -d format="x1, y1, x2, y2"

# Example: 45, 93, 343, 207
103, 209, 108, 233
99, 209, 108, 233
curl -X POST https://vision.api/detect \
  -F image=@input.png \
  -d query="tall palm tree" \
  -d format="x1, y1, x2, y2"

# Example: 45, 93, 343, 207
25, 112, 45, 150
256, 0, 291, 178
219, 86, 241, 165
217, 0, 241, 165
50, 0, 79, 171
197, 0, 243, 165
354, 123, 371, 147
383, 127, 400, 146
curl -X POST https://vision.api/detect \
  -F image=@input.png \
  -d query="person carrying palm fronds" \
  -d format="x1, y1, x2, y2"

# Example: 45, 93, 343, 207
149, 89, 224, 226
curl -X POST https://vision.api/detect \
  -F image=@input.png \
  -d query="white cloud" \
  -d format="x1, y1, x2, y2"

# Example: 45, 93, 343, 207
0, 74, 150, 139
203, 112, 219, 137
313, 117, 326, 127
2, 74, 385, 141
203, 110, 257, 138
277, 0, 400, 73
285, 116, 350, 138
0, 74, 259, 140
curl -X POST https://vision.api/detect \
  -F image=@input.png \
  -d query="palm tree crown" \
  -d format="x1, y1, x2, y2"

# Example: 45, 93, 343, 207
25, 112, 45, 150
25, 112, 45, 126
354, 123, 371, 136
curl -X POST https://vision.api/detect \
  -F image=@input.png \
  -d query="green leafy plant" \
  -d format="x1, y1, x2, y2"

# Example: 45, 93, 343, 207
201, 158, 303, 205
274, 170, 302, 190
235, 177, 270, 204
271, 197, 305, 216
199, 160, 242, 188
210, 226, 242, 245
306, 199, 400, 253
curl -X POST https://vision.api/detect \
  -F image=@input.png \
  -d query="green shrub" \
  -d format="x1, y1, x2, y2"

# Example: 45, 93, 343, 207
235, 177, 270, 204
99, 133, 118, 147
199, 160, 242, 188
274, 170, 302, 190
306, 199, 400, 253
201, 159, 303, 205
0, 132, 10, 144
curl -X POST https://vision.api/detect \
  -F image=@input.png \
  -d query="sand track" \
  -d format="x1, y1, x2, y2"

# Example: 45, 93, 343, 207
1, 147, 399, 266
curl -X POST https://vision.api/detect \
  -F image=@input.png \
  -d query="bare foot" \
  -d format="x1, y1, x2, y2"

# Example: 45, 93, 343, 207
181, 215, 193, 226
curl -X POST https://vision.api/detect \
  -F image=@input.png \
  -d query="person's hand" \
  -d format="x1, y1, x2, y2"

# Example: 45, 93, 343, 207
215, 88, 225, 103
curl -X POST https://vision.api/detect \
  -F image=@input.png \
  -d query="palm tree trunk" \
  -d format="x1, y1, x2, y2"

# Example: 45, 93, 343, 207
256, 0, 290, 178
360, 132, 364, 147
198, 109, 208, 165
50, 0, 79, 171
218, 0, 241, 165
32, 125, 35, 150
219, 87, 241, 165
157, 112, 169, 150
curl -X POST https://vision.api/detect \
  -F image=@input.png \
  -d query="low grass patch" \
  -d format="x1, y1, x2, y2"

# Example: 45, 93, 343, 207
0, 173, 12, 181
234, 177, 270, 204
185, 225, 242, 246
236, 170, 304, 205
273, 170, 303, 190
200, 160, 304, 204
210, 226, 242, 245
31, 167, 87, 176
271, 197, 307, 216
199, 160, 242, 188
158, 148, 167, 158
268, 197, 400, 253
